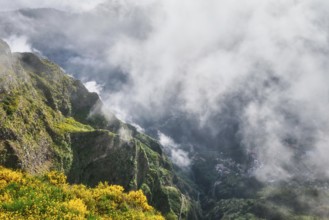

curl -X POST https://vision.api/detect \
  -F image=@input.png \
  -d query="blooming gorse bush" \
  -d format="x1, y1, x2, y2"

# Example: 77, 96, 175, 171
0, 166, 164, 220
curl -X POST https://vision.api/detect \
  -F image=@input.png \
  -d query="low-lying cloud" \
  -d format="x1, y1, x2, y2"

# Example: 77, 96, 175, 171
4, 35, 33, 52
84, 81, 103, 95
158, 132, 191, 168
105, 0, 329, 182
1, 0, 329, 183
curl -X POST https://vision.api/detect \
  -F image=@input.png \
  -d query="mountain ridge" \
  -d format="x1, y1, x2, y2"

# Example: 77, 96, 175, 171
0, 39, 201, 219
3, 36, 329, 219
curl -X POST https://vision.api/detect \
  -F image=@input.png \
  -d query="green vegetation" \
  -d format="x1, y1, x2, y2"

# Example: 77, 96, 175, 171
205, 184, 329, 220
55, 117, 94, 133
0, 166, 164, 219
1, 94, 19, 115
0, 41, 199, 219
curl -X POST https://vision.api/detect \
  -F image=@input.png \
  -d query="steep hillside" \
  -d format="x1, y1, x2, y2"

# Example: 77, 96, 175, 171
0, 39, 201, 219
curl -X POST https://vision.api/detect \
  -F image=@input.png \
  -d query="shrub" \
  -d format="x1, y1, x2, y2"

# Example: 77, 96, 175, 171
0, 166, 164, 219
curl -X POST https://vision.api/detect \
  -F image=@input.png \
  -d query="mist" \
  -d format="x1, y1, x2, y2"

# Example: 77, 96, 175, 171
0, 0, 105, 12
1, 0, 329, 184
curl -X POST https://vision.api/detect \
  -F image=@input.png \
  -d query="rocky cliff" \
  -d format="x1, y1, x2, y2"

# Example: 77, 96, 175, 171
0, 39, 201, 219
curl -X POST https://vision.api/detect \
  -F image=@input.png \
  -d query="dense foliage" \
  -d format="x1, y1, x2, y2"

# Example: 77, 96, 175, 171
0, 166, 164, 219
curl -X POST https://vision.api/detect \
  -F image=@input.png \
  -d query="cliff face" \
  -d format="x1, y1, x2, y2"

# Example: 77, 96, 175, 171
0, 39, 200, 219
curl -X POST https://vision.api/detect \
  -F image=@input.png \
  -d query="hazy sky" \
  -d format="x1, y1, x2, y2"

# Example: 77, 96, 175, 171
0, 0, 105, 12
1, 0, 329, 182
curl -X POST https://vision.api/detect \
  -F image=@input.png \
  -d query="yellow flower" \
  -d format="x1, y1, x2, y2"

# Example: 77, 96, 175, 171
127, 190, 153, 211
0, 166, 23, 184
0, 192, 12, 203
66, 198, 87, 215
46, 171, 67, 185
0, 167, 165, 219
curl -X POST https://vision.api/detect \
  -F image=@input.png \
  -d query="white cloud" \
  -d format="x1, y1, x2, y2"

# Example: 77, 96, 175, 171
2, 0, 329, 182
118, 126, 132, 142
158, 132, 191, 168
103, 0, 329, 181
4, 35, 32, 52
0, 0, 105, 12
84, 81, 103, 94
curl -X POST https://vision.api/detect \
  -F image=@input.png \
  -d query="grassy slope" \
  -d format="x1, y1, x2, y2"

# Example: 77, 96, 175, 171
0, 41, 200, 219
